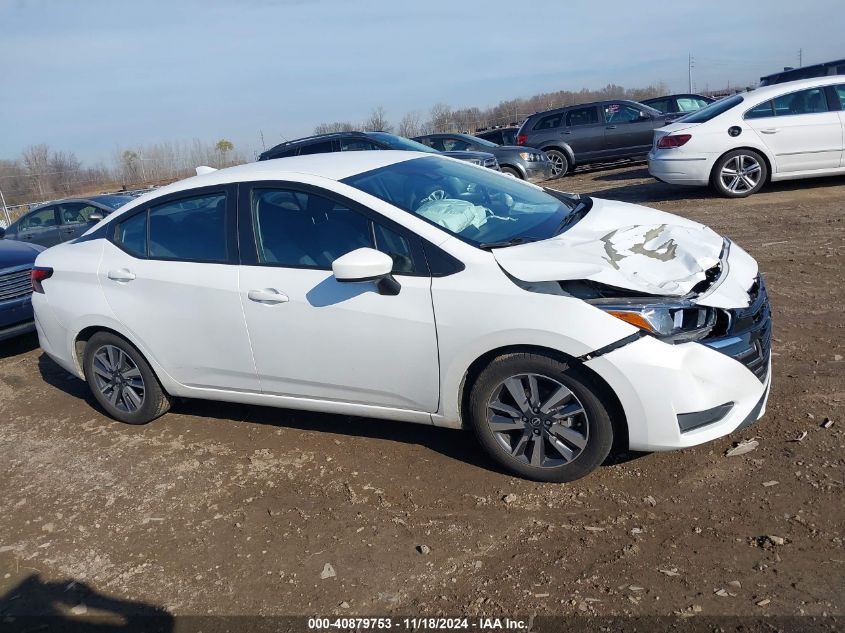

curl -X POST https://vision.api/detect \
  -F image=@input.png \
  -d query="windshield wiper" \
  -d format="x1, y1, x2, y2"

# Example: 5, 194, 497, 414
554, 197, 593, 235
477, 237, 538, 250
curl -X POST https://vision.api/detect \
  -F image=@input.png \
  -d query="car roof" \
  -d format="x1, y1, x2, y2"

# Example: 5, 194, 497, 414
742, 75, 844, 100
24, 197, 116, 214
262, 131, 371, 154
642, 93, 712, 100
103, 151, 430, 220
527, 99, 643, 118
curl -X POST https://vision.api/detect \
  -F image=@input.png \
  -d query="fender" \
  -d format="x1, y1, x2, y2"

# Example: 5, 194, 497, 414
541, 142, 575, 166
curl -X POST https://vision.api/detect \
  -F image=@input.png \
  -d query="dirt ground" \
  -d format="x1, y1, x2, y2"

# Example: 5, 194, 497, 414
1, 164, 843, 626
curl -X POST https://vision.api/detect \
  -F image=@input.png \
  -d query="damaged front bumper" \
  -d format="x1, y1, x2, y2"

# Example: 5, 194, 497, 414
583, 276, 772, 451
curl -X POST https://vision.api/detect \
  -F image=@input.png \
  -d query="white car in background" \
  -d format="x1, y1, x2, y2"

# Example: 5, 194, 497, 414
649, 76, 845, 197
32, 152, 771, 482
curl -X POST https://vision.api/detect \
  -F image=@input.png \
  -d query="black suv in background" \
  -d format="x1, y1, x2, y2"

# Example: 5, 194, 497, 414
516, 100, 671, 177
412, 133, 551, 182
259, 131, 500, 170
640, 93, 715, 116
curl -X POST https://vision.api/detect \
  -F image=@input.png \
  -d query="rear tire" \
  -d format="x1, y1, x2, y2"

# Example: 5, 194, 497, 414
468, 353, 614, 482
710, 149, 767, 198
82, 332, 171, 425
500, 166, 522, 179
545, 149, 570, 178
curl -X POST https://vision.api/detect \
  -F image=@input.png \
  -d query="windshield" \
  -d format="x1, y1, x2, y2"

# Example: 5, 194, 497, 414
90, 195, 135, 209
366, 132, 438, 154
676, 94, 743, 123
463, 134, 499, 148
342, 156, 581, 247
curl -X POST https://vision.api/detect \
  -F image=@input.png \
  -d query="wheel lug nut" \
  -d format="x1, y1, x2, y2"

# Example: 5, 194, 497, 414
533, 429, 540, 435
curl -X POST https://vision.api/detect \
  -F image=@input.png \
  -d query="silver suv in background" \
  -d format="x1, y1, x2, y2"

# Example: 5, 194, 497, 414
412, 133, 551, 182
516, 100, 671, 177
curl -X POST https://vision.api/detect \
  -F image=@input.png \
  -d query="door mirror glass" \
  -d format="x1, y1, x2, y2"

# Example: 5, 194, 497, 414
88, 211, 105, 222
332, 247, 393, 282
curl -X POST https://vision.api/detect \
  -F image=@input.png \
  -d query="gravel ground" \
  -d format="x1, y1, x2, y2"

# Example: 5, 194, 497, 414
1, 165, 843, 627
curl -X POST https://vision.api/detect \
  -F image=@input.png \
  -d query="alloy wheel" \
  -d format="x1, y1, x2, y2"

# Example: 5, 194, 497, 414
719, 154, 762, 194
91, 345, 146, 413
548, 152, 567, 177
486, 373, 589, 468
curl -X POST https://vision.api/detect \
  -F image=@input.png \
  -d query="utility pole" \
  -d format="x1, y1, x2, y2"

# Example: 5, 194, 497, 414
688, 53, 694, 93
0, 187, 10, 228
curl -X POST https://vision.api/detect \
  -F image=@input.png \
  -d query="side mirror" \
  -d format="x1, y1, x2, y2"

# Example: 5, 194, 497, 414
332, 247, 400, 295
88, 211, 105, 223
639, 112, 652, 121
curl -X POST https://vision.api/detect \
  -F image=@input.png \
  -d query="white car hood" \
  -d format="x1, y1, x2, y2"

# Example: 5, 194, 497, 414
492, 197, 758, 308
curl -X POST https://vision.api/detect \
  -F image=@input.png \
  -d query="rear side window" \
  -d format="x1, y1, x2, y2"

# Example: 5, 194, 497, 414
532, 112, 563, 130
297, 140, 335, 155
745, 100, 774, 119
148, 194, 228, 262
340, 138, 381, 151
20, 208, 57, 230
115, 212, 147, 257
566, 107, 599, 126
680, 94, 743, 123
837, 85, 845, 109
645, 98, 672, 113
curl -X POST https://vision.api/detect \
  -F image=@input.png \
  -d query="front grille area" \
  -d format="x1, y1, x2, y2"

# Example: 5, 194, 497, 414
0, 267, 33, 302
704, 275, 772, 383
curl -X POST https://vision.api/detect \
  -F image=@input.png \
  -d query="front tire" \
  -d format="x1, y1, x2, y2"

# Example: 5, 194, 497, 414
545, 149, 570, 178
500, 166, 522, 179
468, 353, 614, 482
711, 149, 767, 198
82, 332, 171, 425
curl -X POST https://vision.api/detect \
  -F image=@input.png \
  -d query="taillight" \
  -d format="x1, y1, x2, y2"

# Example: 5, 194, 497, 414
31, 267, 53, 294
517, 133, 528, 145
656, 134, 692, 149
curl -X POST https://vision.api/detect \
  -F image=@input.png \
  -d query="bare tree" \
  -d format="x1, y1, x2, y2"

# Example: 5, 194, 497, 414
22, 144, 51, 197
427, 103, 454, 133
48, 150, 82, 195
361, 106, 393, 133
313, 121, 356, 134
397, 111, 423, 138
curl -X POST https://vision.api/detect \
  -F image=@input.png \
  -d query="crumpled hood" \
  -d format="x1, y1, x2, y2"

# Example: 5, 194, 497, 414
492, 197, 758, 308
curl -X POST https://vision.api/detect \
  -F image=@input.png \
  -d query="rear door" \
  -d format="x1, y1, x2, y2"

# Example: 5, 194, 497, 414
745, 86, 843, 173
98, 186, 260, 392
601, 102, 655, 157
561, 106, 604, 161
16, 207, 60, 247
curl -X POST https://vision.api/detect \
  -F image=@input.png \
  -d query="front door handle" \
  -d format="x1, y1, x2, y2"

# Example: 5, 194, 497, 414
108, 268, 136, 282
606, 125, 617, 130
248, 288, 289, 304
760, 128, 780, 134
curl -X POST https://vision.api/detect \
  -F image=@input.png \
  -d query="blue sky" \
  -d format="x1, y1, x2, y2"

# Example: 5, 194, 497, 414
1, 0, 841, 164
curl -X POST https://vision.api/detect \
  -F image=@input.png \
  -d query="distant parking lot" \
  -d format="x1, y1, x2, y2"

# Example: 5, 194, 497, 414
1, 165, 843, 620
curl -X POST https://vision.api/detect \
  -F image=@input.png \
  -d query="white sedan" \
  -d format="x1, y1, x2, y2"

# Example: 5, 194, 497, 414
649, 76, 845, 197
32, 152, 771, 482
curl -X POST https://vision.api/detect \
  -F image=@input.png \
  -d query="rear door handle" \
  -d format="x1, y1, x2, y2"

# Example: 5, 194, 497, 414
248, 288, 289, 304
760, 128, 780, 134
107, 268, 136, 282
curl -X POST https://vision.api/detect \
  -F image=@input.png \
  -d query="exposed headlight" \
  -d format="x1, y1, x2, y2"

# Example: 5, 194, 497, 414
519, 152, 543, 162
468, 158, 482, 165
592, 300, 717, 343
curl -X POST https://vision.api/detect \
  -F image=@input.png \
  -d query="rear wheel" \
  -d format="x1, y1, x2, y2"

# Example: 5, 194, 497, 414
468, 353, 614, 482
82, 332, 171, 425
545, 149, 570, 178
711, 149, 767, 198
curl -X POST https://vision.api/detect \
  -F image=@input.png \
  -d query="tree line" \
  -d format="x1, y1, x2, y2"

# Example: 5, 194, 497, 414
3, 80, 684, 210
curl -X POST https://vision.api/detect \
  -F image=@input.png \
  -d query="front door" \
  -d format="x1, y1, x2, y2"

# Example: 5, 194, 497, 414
98, 186, 260, 392
746, 86, 843, 173
601, 102, 655, 157
238, 183, 440, 412
57, 202, 100, 242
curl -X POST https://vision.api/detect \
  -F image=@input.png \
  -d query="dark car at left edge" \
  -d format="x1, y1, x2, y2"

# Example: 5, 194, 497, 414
0, 229, 44, 342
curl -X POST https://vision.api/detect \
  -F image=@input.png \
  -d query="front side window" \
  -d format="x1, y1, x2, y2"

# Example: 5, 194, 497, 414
837, 85, 845, 109
441, 138, 471, 151
772, 88, 829, 115
59, 203, 98, 225
144, 193, 228, 262
604, 103, 643, 124
250, 188, 415, 273
533, 112, 563, 130
566, 107, 600, 126
340, 138, 380, 151
297, 140, 335, 155
644, 99, 672, 113
342, 156, 580, 248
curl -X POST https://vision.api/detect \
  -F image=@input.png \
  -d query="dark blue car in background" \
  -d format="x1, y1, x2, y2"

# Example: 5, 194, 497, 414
0, 227, 44, 342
